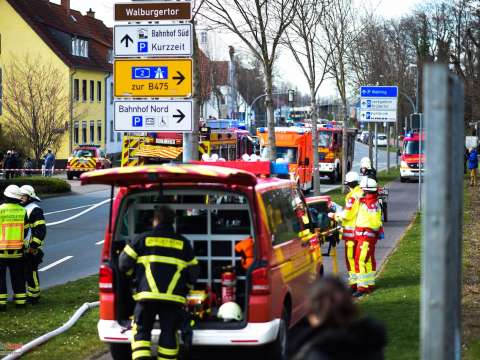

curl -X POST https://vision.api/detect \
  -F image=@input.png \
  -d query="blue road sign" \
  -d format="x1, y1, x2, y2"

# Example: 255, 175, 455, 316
132, 66, 168, 80
132, 116, 143, 127
138, 42, 148, 53
360, 86, 398, 98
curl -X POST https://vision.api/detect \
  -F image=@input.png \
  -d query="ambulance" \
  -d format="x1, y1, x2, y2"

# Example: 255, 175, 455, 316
400, 131, 425, 182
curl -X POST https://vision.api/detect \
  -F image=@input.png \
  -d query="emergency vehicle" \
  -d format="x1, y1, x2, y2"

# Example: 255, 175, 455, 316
400, 132, 425, 182
81, 161, 322, 360
256, 125, 356, 190
66, 145, 110, 180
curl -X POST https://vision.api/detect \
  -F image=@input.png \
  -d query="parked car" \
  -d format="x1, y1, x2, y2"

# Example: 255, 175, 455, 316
373, 133, 388, 147
81, 162, 323, 360
67, 145, 111, 180
358, 131, 369, 143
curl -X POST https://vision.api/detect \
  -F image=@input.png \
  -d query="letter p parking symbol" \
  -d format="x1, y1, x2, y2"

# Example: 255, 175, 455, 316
132, 116, 143, 127
138, 42, 148, 53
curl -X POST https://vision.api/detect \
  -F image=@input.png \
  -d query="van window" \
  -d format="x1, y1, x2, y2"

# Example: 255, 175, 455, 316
262, 187, 302, 245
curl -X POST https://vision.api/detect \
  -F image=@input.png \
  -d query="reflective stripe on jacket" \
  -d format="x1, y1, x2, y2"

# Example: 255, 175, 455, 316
335, 185, 363, 228
119, 224, 199, 304
355, 194, 382, 231
0, 203, 26, 251
24, 202, 46, 250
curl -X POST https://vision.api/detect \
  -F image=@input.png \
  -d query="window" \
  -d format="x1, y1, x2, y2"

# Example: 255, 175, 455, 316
262, 187, 302, 246
200, 31, 207, 44
110, 120, 114, 142
82, 121, 87, 143
90, 80, 94, 102
107, 49, 113, 64
71, 37, 88, 57
97, 81, 101, 102
117, 132, 121, 142
0, 34, 2, 55
97, 120, 102, 142
73, 79, 79, 101
73, 121, 79, 144
90, 120, 95, 143
82, 80, 87, 102
0, 68, 2, 116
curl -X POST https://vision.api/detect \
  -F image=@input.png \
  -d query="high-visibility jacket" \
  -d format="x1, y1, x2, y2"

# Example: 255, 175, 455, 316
235, 237, 254, 269
119, 224, 199, 304
355, 194, 382, 232
24, 202, 46, 250
335, 185, 363, 240
0, 202, 27, 258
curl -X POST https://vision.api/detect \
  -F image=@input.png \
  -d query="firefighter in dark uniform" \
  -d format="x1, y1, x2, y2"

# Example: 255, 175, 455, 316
0, 185, 28, 311
20, 185, 46, 303
119, 206, 199, 360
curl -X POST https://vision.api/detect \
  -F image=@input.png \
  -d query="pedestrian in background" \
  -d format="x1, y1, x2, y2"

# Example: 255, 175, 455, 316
3, 151, 12, 179
20, 185, 46, 303
23, 158, 33, 177
468, 147, 478, 186
44, 149, 55, 177
291, 276, 386, 360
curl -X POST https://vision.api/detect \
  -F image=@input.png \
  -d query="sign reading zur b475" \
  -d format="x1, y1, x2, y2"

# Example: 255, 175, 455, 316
114, 59, 192, 98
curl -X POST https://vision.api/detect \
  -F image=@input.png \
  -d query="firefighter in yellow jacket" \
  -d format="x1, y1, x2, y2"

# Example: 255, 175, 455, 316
353, 177, 383, 297
119, 206, 199, 360
0, 185, 28, 310
328, 171, 363, 291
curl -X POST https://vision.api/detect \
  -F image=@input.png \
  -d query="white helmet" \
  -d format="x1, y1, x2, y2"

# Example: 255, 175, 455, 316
360, 157, 372, 170
345, 171, 360, 185
217, 302, 243, 322
20, 185, 41, 201
4, 185, 22, 200
360, 177, 378, 192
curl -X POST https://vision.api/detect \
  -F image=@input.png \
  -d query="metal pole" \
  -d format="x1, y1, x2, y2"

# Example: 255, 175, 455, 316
422, 64, 464, 360
387, 123, 390, 172
368, 123, 373, 163
395, 121, 399, 168
374, 123, 378, 170
418, 115, 422, 210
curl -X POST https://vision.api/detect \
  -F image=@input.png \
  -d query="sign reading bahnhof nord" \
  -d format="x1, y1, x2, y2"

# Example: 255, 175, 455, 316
114, 59, 192, 97
114, 24, 193, 57
115, 1, 192, 21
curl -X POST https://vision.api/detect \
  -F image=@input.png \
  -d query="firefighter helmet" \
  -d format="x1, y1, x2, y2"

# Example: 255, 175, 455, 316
20, 185, 41, 201
345, 171, 360, 185
217, 302, 243, 322
360, 177, 378, 192
4, 185, 22, 200
360, 157, 372, 170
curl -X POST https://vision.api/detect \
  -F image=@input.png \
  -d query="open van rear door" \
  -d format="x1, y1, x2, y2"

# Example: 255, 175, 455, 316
80, 164, 259, 187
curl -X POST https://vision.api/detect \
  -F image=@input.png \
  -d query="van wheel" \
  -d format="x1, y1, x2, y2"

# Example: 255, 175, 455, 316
67, 172, 73, 180
109, 343, 132, 360
400, 177, 407, 183
267, 307, 289, 360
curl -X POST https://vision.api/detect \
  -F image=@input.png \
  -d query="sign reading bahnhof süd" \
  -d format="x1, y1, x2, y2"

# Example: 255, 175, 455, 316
114, 100, 193, 132
115, 2, 191, 21
114, 59, 192, 97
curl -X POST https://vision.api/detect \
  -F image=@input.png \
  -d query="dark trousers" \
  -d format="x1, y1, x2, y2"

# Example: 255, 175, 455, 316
132, 301, 182, 360
0, 257, 26, 306
25, 251, 43, 300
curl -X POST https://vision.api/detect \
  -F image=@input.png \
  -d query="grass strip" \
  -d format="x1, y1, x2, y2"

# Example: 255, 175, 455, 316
0, 275, 107, 360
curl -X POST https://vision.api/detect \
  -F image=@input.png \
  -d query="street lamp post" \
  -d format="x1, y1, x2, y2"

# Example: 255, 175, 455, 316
407, 63, 422, 210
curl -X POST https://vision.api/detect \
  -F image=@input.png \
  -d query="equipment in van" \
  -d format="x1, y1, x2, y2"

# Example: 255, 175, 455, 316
217, 301, 243, 322
221, 265, 237, 304
186, 290, 213, 320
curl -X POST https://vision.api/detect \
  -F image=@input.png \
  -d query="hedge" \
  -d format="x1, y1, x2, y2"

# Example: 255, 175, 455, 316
0, 176, 71, 196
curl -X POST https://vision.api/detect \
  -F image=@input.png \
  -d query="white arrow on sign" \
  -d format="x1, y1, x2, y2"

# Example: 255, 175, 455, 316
114, 24, 193, 57
114, 100, 193, 132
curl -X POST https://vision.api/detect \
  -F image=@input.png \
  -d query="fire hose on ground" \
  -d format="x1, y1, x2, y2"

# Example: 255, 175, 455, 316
2, 301, 99, 360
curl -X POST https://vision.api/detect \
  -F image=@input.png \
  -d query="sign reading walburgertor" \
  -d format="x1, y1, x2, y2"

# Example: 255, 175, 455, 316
115, 1, 192, 21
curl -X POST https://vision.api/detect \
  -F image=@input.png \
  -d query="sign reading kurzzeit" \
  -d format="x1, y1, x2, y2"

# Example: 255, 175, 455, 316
115, 1, 192, 21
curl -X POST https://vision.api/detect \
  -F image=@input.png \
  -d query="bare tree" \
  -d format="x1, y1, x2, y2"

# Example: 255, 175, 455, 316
284, 0, 331, 194
2, 56, 73, 166
202, 0, 298, 160
322, 0, 357, 190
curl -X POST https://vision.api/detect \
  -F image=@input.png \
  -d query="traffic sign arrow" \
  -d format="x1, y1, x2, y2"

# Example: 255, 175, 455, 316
121, 34, 134, 48
173, 109, 185, 123
172, 71, 186, 85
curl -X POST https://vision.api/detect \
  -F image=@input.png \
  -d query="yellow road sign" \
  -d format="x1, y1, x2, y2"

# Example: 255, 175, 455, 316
114, 58, 192, 97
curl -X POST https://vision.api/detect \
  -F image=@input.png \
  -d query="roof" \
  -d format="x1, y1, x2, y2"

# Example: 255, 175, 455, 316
7, 0, 113, 72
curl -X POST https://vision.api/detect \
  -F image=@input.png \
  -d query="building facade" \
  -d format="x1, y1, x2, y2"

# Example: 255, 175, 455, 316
0, 0, 113, 165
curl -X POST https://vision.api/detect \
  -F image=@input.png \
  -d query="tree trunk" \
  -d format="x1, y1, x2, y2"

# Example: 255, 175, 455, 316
341, 100, 348, 193
311, 87, 320, 195
265, 66, 276, 161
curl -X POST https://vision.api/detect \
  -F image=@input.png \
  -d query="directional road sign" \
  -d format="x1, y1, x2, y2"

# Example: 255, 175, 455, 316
115, 1, 192, 21
360, 85, 398, 123
114, 100, 193, 132
114, 59, 192, 97
114, 24, 193, 57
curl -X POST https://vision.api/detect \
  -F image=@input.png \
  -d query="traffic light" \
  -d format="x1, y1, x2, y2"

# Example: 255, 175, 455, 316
410, 113, 422, 130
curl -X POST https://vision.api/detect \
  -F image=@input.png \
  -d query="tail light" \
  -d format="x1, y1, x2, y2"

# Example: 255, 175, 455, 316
99, 264, 114, 293
251, 267, 270, 295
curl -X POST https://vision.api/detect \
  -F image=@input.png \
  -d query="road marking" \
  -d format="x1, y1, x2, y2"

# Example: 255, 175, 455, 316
44, 202, 108, 215
46, 199, 111, 227
39, 256, 73, 272
96, 240, 105, 245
